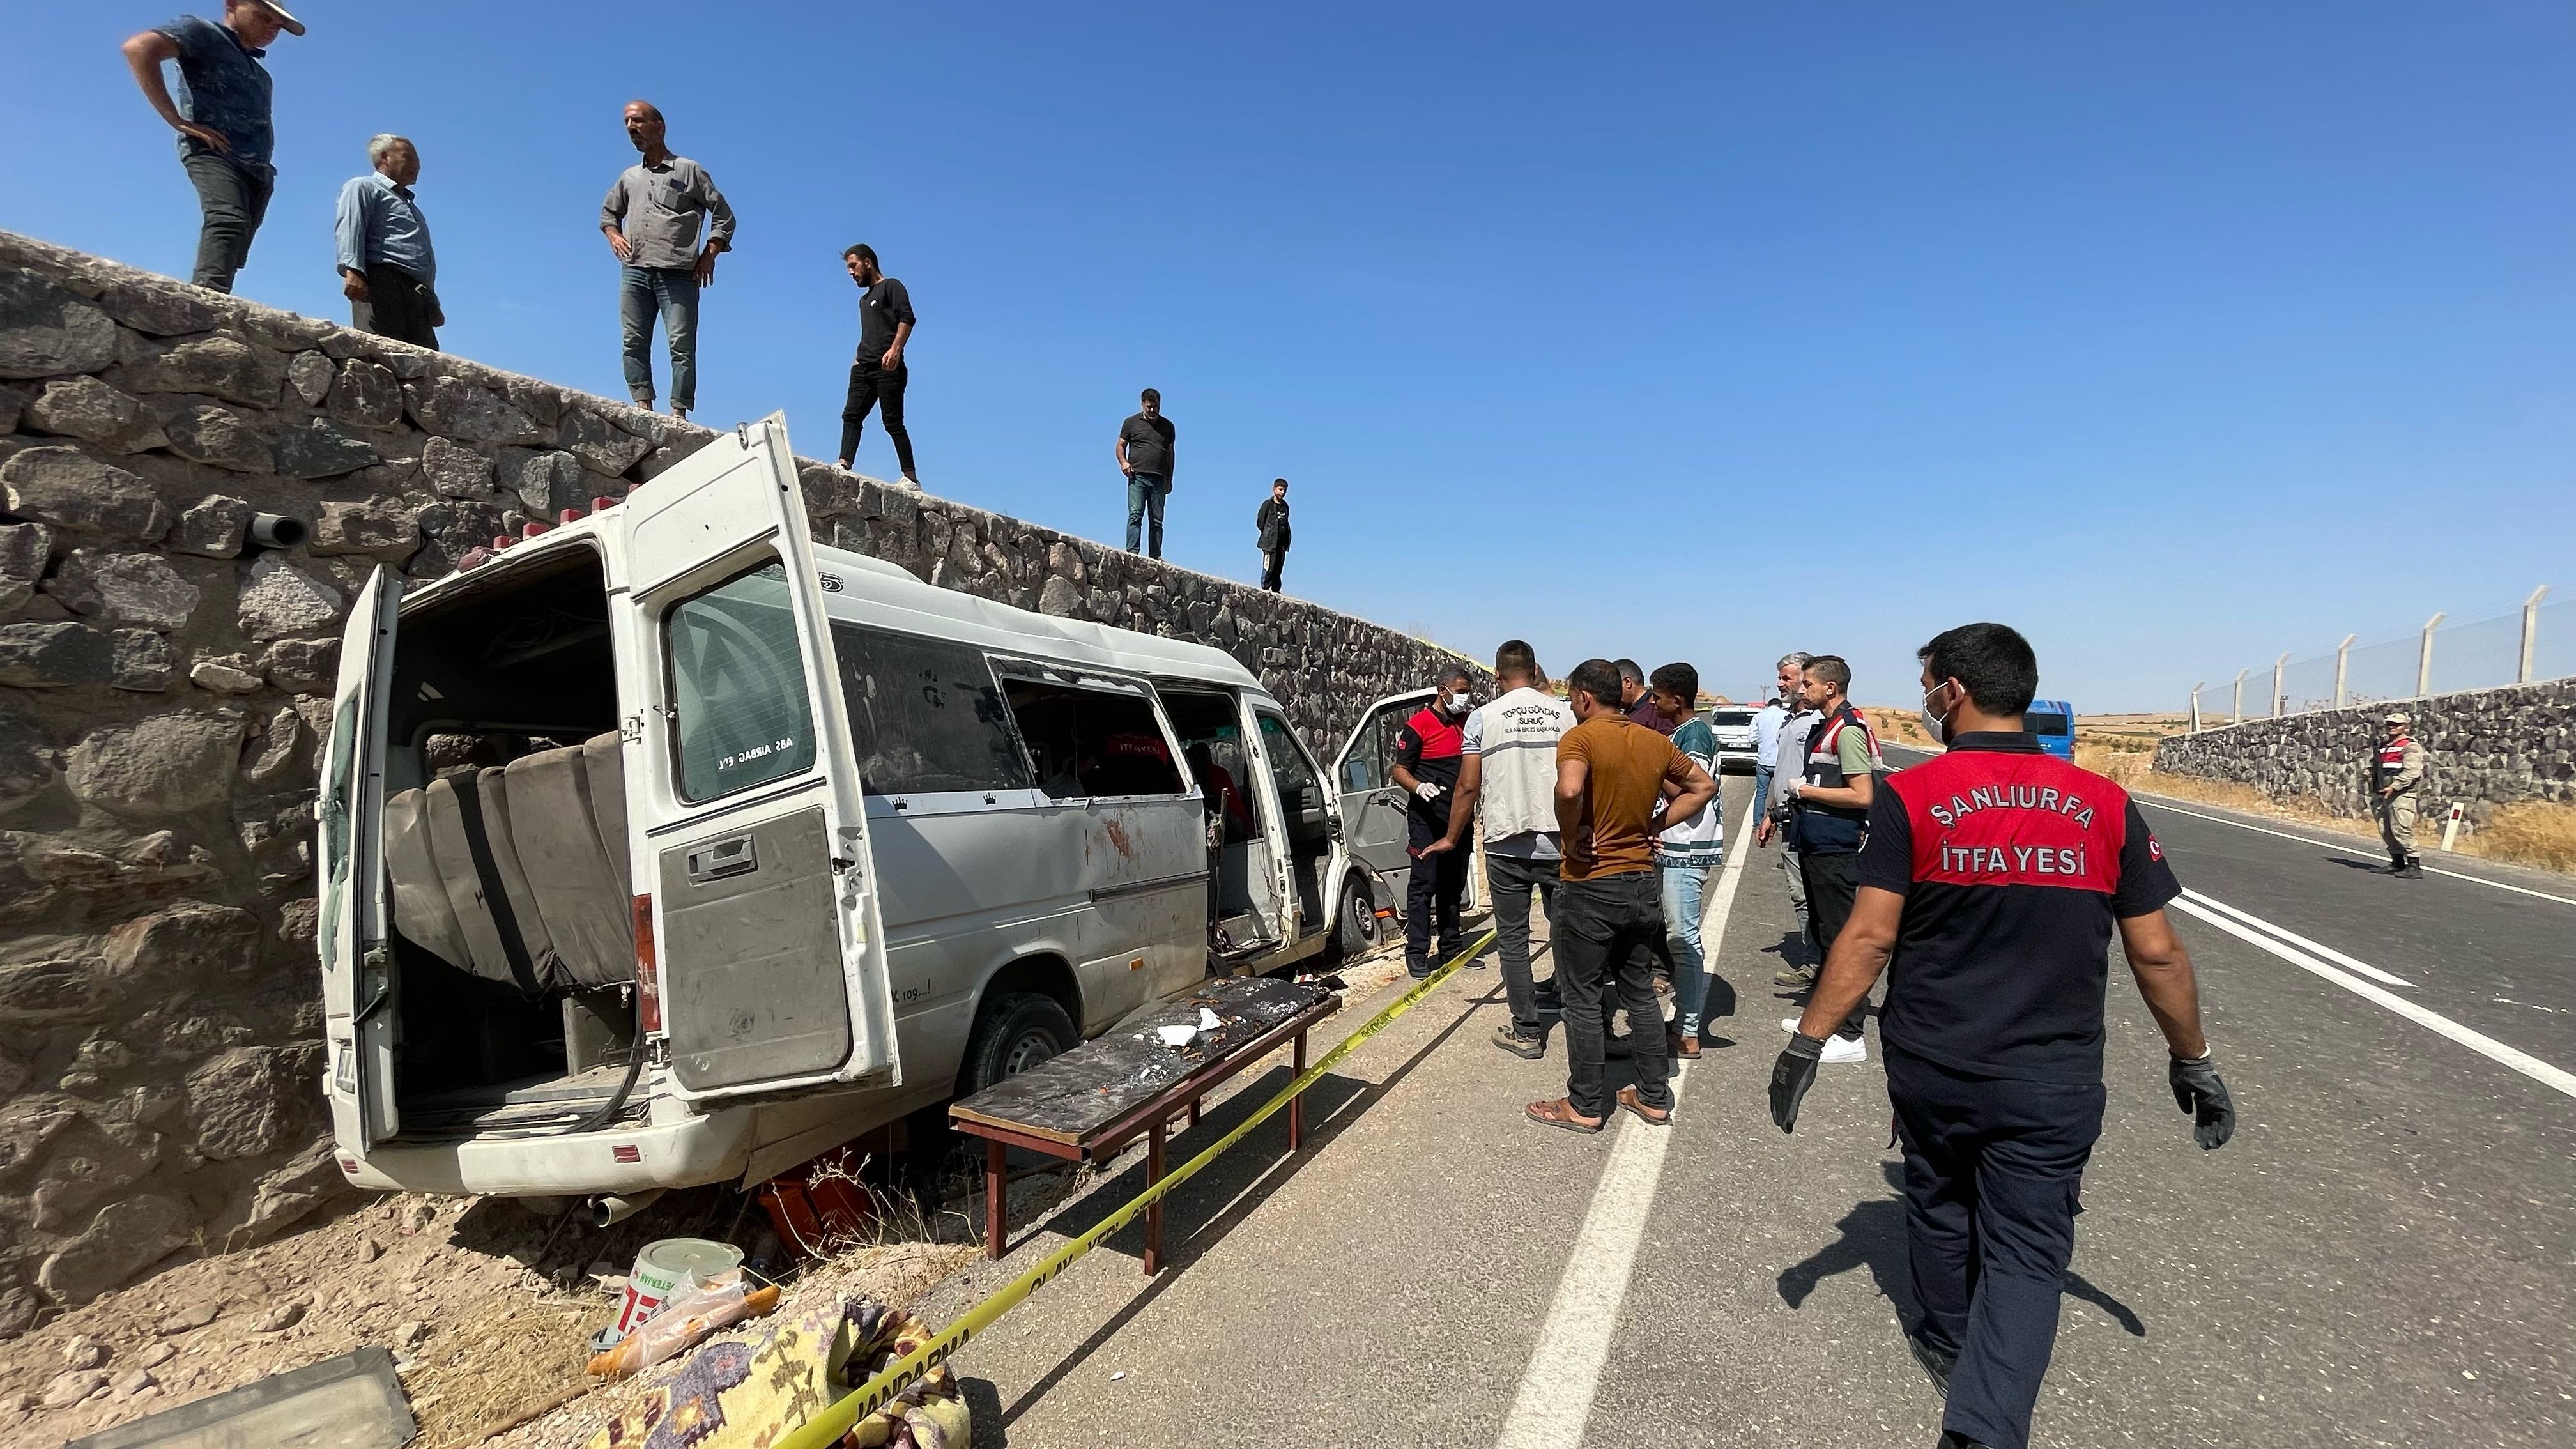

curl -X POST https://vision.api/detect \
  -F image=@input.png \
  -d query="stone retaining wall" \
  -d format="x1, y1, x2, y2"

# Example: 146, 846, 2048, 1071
0, 229, 1483, 1336
2150, 678, 2576, 822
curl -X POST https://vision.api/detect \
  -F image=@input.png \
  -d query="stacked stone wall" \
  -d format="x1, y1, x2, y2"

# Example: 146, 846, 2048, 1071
0, 229, 1483, 1335
2150, 678, 2576, 823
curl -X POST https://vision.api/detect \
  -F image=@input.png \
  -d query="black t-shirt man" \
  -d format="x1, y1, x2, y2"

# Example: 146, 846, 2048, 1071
857, 276, 914, 366
1119, 411, 1176, 480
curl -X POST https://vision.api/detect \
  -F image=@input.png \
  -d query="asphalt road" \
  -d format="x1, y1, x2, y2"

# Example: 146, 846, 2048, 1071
931, 766, 2575, 1448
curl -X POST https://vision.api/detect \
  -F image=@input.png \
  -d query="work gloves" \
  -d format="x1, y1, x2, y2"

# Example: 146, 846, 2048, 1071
1414, 781, 1445, 802
2169, 1051, 2235, 1151
1769, 1032, 1825, 1134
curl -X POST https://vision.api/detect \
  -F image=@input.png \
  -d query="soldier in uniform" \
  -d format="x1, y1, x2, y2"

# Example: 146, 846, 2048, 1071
2375, 710, 2426, 879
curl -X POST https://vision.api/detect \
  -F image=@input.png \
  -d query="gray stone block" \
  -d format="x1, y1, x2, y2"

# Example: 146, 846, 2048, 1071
0, 268, 118, 379
0, 712, 55, 810
403, 373, 548, 445
119, 330, 286, 405
311, 498, 417, 562
93, 276, 230, 337
172, 495, 253, 558
111, 629, 176, 691
286, 348, 335, 405
65, 712, 246, 814
42, 549, 201, 629
1, 447, 170, 542
24, 376, 167, 454
157, 399, 272, 471
327, 356, 404, 428
236, 555, 346, 640
418, 435, 496, 498
271, 418, 381, 479
189, 652, 265, 693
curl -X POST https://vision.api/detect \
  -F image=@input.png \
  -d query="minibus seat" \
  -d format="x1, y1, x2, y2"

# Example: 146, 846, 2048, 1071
383, 785, 472, 972
580, 732, 631, 901
420, 772, 565, 994
501, 737, 635, 988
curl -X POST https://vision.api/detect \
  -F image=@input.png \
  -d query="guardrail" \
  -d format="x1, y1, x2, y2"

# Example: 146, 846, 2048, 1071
2186, 585, 2568, 730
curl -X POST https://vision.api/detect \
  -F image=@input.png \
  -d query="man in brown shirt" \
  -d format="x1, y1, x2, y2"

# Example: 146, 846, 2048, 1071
1528, 658, 1717, 1133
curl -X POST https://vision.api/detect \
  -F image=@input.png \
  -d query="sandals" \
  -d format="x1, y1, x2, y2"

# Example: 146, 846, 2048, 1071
1616, 1085, 1673, 1126
1525, 1098, 1605, 1134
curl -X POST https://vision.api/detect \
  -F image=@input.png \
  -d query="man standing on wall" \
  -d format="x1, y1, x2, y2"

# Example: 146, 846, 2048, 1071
2375, 710, 2426, 879
1777, 654, 1879, 1060
120, 1, 304, 295
1256, 479, 1291, 592
1117, 390, 1176, 558
1526, 659, 1715, 1133
1391, 667, 1475, 980
837, 244, 919, 487
600, 100, 734, 422
334, 135, 440, 348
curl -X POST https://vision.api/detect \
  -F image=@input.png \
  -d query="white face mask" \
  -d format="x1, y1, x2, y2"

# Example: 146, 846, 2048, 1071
1447, 691, 1473, 714
1920, 682, 1954, 745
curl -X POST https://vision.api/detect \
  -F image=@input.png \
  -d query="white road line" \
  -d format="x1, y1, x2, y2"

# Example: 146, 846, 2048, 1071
2177, 888, 2413, 987
2138, 799, 2576, 908
1491, 835, 1752, 1449
2168, 896, 2576, 1100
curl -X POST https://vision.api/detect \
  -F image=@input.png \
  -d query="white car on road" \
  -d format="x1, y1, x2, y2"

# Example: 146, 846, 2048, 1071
1705, 707, 1759, 772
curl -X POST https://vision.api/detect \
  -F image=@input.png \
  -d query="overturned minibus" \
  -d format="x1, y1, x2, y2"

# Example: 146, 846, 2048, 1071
314, 417, 1391, 1204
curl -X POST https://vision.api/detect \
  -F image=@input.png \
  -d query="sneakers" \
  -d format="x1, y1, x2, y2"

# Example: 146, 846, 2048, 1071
1777, 1019, 1867, 1063
1773, 964, 1818, 989
1492, 1025, 1546, 1059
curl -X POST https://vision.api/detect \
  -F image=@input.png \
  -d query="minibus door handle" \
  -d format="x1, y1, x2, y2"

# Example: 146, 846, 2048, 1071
686, 836, 758, 884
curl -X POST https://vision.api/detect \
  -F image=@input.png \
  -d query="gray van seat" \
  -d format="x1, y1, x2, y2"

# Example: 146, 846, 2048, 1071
502, 733, 634, 988
422, 770, 565, 992
384, 785, 471, 972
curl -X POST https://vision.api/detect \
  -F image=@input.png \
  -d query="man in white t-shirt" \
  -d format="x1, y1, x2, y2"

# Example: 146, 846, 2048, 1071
1422, 640, 1614, 1058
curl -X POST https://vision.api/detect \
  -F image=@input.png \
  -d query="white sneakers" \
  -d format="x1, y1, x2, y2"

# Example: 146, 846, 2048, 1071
1778, 1018, 1869, 1063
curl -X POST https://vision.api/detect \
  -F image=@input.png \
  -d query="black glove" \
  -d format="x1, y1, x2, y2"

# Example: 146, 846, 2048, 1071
2169, 1052, 2235, 1151
1770, 1032, 1825, 1134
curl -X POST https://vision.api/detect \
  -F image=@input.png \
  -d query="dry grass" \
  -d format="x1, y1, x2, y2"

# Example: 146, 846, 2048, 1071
2481, 802, 2576, 875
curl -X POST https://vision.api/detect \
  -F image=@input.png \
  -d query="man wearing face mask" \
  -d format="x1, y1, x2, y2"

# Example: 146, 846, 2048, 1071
1392, 667, 1477, 980
1770, 622, 2233, 1449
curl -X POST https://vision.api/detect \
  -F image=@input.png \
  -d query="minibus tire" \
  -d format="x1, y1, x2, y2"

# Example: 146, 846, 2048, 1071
1331, 875, 1377, 962
960, 992, 1080, 1096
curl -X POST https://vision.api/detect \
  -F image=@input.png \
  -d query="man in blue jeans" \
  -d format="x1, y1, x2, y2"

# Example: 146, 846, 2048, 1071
1116, 390, 1176, 557
121, 3, 305, 295
599, 100, 735, 421
1649, 663, 1725, 1057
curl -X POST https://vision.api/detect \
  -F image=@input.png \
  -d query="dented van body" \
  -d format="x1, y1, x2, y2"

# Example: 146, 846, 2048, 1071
314, 418, 1370, 1202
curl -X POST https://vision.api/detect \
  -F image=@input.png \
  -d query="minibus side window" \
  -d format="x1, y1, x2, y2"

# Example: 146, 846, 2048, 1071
1002, 677, 1188, 801
832, 625, 1033, 795
665, 561, 818, 802
1257, 712, 1322, 810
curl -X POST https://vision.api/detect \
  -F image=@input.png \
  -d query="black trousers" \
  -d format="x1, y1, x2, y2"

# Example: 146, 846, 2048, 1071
840, 361, 916, 477
1552, 871, 1672, 1117
181, 152, 273, 293
1800, 849, 1869, 1039
1889, 1046, 2104, 1449
354, 264, 440, 349
1260, 548, 1286, 591
1403, 811, 1468, 974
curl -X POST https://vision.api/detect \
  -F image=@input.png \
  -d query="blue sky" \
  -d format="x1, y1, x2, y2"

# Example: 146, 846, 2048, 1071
7, 3, 2570, 710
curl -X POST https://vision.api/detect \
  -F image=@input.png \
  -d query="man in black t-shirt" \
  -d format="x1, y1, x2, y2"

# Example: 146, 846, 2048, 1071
1769, 623, 2236, 1449
838, 243, 919, 487
1117, 388, 1176, 558
1390, 668, 1475, 979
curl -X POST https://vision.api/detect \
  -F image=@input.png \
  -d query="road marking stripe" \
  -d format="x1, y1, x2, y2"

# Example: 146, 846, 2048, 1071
2178, 888, 2413, 987
2168, 896, 2576, 1100
2138, 799, 2576, 908
1492, 834, 1753, 1449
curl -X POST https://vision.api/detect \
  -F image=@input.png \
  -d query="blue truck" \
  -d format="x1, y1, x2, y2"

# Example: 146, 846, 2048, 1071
2025, 698, 2075, 759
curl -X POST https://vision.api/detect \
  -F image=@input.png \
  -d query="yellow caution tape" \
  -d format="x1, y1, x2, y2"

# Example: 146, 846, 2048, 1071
773, 926, 1500, 1448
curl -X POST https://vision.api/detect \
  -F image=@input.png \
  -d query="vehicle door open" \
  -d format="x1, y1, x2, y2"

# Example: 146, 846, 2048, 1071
618, 415, 900, 1102
319, 568, 402, 1147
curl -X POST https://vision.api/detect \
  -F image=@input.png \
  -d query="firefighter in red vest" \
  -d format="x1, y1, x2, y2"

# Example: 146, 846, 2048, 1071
1769, 622, 2234, 1449
2375, 710, 2426, 879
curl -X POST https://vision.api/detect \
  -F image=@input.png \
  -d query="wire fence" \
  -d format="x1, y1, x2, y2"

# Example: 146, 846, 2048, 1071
2186, 586, 2568, 726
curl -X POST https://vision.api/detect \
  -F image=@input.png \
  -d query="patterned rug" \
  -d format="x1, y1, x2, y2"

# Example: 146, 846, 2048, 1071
585, 1296, 970, 1448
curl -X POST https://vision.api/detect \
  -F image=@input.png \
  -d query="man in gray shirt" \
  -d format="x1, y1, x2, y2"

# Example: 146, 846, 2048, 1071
334, 134, 439, 348
599, 100, 734, 420
1116, 388, 1175, 558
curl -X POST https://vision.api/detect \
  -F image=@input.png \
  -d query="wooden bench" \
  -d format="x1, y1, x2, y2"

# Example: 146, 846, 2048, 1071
948, 976, 1340, 1275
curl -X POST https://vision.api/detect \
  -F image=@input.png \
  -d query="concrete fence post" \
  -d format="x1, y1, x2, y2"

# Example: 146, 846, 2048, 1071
2190, 682, 2204, 733
2231, 669, 2248, 724
2522, 585, 2552, 684
2272, 652, 2290, 717
2333, 634, 2356, 709
2416, 611, 2444, 697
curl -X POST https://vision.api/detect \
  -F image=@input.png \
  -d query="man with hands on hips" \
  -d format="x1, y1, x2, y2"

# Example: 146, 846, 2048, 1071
1768, 622, 2235, 1449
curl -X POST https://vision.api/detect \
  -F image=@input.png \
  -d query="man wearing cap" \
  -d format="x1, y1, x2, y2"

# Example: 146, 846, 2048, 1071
121, 1, 305, 295
2374, 711, 2426, 879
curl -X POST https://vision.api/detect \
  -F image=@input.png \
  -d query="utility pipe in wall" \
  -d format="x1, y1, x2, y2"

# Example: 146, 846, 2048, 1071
590, 1188, 664, 1227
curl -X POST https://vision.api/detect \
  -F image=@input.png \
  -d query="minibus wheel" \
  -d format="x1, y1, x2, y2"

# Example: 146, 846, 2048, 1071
960, 992, 1080, 1095
1331, 875, 1378, 961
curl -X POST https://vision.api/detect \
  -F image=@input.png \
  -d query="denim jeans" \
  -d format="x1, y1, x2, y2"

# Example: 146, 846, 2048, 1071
618, 265, 700, 410
1660, 862, 1715, 1037
1554, 871, 1672, 1118
1751, 763, 1775, 827
1485, 854, 1557, 1034
181, 153, 273, 293
1124, 472, 1169, 556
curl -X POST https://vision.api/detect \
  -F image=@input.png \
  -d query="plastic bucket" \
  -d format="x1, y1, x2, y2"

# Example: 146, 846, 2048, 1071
613, 1237, 745, 1335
